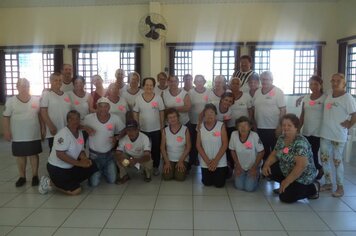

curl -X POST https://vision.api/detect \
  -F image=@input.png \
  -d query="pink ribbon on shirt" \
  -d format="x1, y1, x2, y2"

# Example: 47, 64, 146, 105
244, 141, 253, 149
309, 100, 316, 106
213, 131, 221, 137
77, 138, 84, 145
125, 143, 133, 150
151, 101, 158, 108
283, 147, 289, 154
118, 105, 125, 111
176, 136, 183, 143
203, 95, 208, 102
326, 103, 332, 110
175, 97, 182, 103
106, 123, 113, 131
74, 100, 80, 105
64, 96, 70, 103
268, 90, 275, 97
31, 103, 38, 109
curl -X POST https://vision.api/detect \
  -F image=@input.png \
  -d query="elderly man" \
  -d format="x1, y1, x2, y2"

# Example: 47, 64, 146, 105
60, 64, 74, 92
115, 120, 153, 183
83, 97, 125, 187
233, 55, 259, 93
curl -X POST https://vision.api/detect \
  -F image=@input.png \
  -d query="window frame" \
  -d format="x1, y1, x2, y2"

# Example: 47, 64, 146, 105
0, 45, 64, 104
247, 41, 325, 95
337, 35, 356, 96
68, 44, 143, 93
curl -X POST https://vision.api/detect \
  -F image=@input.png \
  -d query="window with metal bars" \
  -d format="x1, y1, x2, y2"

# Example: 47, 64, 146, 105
4, 51, 54, 96
346, 44, 356, 96
213, 49, 235, 81
253, 48, 318, 95
174, 50, 192, 87
73, 48, 138, 93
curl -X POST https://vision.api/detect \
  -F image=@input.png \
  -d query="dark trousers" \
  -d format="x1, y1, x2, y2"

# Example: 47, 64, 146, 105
187, 123, 199, 166
269, 162, 316, 203
305, 135, 322, 170
257, 129, 277, 161
48, 137, 54, 153
201, 167, 228, 188
143, 130, 161, 168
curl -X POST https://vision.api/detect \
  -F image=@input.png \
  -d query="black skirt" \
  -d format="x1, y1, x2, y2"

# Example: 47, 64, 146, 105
12, 140, 42, 156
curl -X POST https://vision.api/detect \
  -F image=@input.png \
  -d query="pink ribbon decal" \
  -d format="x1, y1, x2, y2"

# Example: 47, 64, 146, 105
118, 105, 125, 111
244, 141, 253, 149
175, 97, 182, 103
283, 147, 289, 154
106, 123, 113, 131
77, 138, 84, 145
203, 95, 209, 102
74, 100, 80, 105
176, 136, 183, 143
64, 97, 70, 103
223, 115, 231, 121
213, 131, 221, 137
309, 100, 316, 106
151, 101, 158, 108
125, 143, 133, 150
326, 103, 332, 110
268, 90, 275, 97
31, 103, 38, 109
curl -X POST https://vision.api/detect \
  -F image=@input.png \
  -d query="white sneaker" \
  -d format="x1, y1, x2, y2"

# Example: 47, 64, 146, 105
38, 176, 52, 194
153, 167, 160, 176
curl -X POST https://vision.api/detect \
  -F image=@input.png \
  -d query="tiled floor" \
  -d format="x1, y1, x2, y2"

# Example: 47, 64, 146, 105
1, 139, 356, 236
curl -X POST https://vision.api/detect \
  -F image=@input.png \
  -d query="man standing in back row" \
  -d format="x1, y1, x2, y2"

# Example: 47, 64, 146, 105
233, 55, 259, 93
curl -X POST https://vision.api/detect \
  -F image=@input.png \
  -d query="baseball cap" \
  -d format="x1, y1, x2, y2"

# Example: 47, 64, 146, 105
97, 97, 110, 105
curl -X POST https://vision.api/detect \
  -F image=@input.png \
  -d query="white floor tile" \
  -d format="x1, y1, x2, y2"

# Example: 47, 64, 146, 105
155, 195, 192, 210
78, 194, 120, 209
193, 184, 228, 196
41, 194, 86, 209
53, 227, 102, 236
287, 231, 335, 236
150, 210, 193, 229
193, 195, 232, 211
20, 208, 73, 227
195, 230, 240, 236
159, 181, 193, 195
235, 211, 283, 230
62, 209, 112, 228
308, 197, 353, 212
0, 208, 34, 226
240, 231, 287, 236
230, 196, 272, 211
116, 195, 157, 210
100, 228, 147, 236
0, 226, 13, 235
341, 196, 356, 211
7, 226, 57, 236
276, 211, 329, 231
318, 212, 356, 231
5, 193, 51, 208
147, 229, 193, 236
105, 210, 152, 229
194, 211, 238, 230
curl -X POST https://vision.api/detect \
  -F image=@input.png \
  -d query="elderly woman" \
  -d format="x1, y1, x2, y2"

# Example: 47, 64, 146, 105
115, 68, 127, 93
133, 77, 165, 176
262, 114, 319, 203
161, 108, 191, 181
2, 78, 42, 187
183, 74, 194, 92
215, 92, 234, 125
196, 103, 228, 188
38, 110, 97, 195
121, 71, 143, 111
40, 72, 71, 151
106, 83, 128, 124
162, 75, 191, 126
319, 73, 356, 197
88, 75, 105, 113
229, 116, 264, 192
208, 75, 228, 103
154, 72, 169, 96
248, 75, 260, 98
253, 71, 286, 162
299, 76, 326, 180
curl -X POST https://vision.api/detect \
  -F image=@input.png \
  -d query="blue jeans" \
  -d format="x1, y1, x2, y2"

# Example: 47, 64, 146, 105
89, 150, 117, 187
234, 170, 259, 192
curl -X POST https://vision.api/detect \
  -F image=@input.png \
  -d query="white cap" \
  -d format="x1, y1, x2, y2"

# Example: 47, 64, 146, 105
97, 97, 110, 105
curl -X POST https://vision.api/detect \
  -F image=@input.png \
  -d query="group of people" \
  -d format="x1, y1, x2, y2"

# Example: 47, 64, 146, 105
3, 55, 356, 203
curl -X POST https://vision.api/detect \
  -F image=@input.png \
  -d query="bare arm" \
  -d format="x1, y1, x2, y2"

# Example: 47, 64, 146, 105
2, 116, 12, 141
341, 112, 356, 129
196, 129, 211, 166
56, 150, 92, 168
299, 103, 305, 128
88, 94, 96, 113
178, 129, 192, 162
175, 94, 192, 113
159, 110, 164, 129
40, 107, 57, 135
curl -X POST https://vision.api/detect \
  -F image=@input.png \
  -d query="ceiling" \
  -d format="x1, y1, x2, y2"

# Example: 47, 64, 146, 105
0, 0, 338, 8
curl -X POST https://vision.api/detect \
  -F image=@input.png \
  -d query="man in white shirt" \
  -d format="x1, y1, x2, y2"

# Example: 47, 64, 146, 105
60, 64, 74, 92
115, 120, 153, 184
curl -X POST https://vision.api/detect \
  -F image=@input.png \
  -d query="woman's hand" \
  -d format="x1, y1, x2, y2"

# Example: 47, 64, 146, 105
262, 165, 271, 177
248, 167, 259, 179
234, 165, 243, 176
3, 130, 12, 142
176, 160, 186, 172
78, 158, 92, 168
163, 161, 171, 174
208, 158, 218, 171
279, 179, 291, 193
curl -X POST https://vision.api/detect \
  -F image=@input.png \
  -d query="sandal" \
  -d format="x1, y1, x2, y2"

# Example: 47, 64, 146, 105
332, 186, 344, 198
320, 184, 332, 192
308, 181, 320, 199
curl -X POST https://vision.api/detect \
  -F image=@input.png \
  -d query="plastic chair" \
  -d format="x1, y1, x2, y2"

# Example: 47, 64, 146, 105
344, 127, 356, 163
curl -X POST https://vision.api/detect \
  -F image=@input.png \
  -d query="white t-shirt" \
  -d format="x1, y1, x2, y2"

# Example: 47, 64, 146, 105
214, 102, 232, 123
154, 86, 168, 96
198, 121, 227, 168
83, 113, 125, 153
3, 95, 41, 141
121, 89, 143, 111
227, 93, 252, 128
162, 89, 190, 125
108, 97, 129, 125
40, 91, 71, 138
67, 91, 90, 120
117, 132, 151, 158
253, 86, 286, 129
133, 94, 165, 132
301, 94, 326, 137
188, 88, 210, 124
320, 93, 356, 142
164, 125, 188, 162
208, 90, 223, 104
229, 131, 264, 171
48, 127, 84, 169
60, 82, 74, 92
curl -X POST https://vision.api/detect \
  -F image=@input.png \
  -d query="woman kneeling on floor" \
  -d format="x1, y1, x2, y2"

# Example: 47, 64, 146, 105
262, 114, 319, 203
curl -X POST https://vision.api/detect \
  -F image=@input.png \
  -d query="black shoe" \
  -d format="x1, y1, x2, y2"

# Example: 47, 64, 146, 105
316, 168, 324, 180
144, 176, 152, 182
308, 181, 320, 200
32, 176, 39, 186
273, 188, 280, 194
15, 177, 26, 187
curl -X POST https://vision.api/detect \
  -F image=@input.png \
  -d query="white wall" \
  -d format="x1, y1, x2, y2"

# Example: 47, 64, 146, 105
0, 0, 355, 134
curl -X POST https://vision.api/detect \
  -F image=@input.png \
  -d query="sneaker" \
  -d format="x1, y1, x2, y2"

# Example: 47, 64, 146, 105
15, 177, 26, 187
320, 183, 332, 192
116, 175, 130, 185
38, 176, 52, 194
144, 176, 152, 182
332, 185, 344, 198
153, 167, 160, 176
32, 176, 39, 186
308, 181, 320, 200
